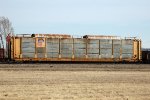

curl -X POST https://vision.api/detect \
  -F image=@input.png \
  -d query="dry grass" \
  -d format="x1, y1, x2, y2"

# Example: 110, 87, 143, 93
0, 64, 150, 100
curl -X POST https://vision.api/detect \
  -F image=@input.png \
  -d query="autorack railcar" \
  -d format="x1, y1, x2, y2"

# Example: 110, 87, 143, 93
8, 34, 142, 63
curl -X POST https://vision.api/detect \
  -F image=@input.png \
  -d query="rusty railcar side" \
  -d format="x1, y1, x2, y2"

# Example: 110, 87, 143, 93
10, 35, 142, 62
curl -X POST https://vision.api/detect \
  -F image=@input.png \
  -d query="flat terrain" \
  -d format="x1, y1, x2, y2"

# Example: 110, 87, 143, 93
0, 64, 150, 100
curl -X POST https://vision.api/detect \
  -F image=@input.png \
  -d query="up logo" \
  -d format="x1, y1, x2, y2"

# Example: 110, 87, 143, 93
36, 38, 45, 47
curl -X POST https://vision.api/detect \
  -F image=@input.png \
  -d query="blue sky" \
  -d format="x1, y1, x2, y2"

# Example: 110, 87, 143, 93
0, 0, 150, 48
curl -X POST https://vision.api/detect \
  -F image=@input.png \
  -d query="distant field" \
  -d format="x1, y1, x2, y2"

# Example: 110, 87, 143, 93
0, 64, 150, 100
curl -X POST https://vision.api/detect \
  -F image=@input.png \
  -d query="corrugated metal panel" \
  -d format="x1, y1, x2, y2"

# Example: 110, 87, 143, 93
74, 53, 86, 58
61, 44, 73, 49
36, 48, 45, 58
101, 54, 112, 58
100, 39, 112, 58
88, 54, 99, 58
37, 53, 45, 58
47, 43, 59, 48
47, 46, 57, 50
22, 47, 35, 53
46, 38, 59, 58
113, 50, 120, 58
122, 49, 133, 53
100, 44, 112, 49
113, 48, 120, 53
100, 49, 112, 58
47, 53, 59, 58
47, 48, 59, 52
22, 43, 35, 48
74, 49, 86, 54
21, 39, 34, 58
74, 49, 86, 58
74, 43, 86, 49
122, 54, 132, 59
113, 40, 121, 58
47, 38, 59, 43
61, 39, 73, 58
113, 44, 121, 48
100, 39, 112, 43
87, 44, 99, 49
74, 39, 86, 44
61, 53, 72, 58
37, 48, 45, 53
22, 53, 35, 58
74, 39, 86, 58
122, 45, 133, 49
22, 38, 35, 54
100, 39, 112, 49
121, 40, 133, 59
122, 40, 133, 54
113, 40, 121, 44
87, 40, 99, 58
87, 39, 99, 44
47, 44, 59, 49
47, 39, 59, 53
100, 49, 112, 54
122, 39, 133, 45
61, 39, 73, 44
22, 38, 35, 43
87, 48, 99, 54
113, 53, 120, 58
61, 48, 73, 51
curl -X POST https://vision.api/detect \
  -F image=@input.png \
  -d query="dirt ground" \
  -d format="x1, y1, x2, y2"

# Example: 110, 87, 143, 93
0, 64, 150, 100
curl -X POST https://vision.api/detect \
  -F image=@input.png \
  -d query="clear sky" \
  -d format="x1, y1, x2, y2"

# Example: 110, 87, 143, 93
0, 0, 150, 48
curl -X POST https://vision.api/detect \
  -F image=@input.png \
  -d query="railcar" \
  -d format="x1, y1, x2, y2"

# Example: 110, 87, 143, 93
9, 34, 142, 62
142, 49, 150, 63
0, 48, 4, 60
